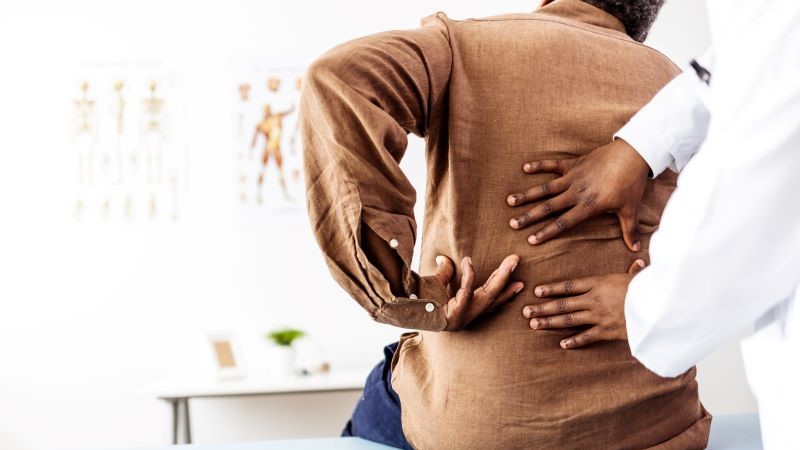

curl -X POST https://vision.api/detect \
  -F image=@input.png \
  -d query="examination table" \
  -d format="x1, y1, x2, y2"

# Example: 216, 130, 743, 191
102, 413, 762, 450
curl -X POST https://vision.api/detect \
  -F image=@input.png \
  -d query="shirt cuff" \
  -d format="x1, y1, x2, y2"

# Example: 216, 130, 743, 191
375, 274, 449, 331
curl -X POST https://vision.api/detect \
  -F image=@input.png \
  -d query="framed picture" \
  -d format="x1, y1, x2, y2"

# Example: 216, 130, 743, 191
207, 332, 246, 380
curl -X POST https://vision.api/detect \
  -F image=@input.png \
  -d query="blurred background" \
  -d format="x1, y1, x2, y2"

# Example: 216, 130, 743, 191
0, 1, 755, 449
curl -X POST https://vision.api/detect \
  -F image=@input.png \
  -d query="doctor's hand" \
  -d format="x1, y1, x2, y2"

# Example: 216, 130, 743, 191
507, 138, 650, 252
521, 259, 645, 349
434, 254, 525, 332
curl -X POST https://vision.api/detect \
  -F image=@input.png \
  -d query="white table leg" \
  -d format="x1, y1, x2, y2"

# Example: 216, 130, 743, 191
169, 399, 179, 445
181, 398, 192, 444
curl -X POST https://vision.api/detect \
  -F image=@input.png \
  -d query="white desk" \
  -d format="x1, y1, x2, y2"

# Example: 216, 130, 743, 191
139, 369, 371, 445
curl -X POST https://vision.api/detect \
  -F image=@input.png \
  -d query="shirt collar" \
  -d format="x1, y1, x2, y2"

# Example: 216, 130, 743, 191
536, 0, 628, 36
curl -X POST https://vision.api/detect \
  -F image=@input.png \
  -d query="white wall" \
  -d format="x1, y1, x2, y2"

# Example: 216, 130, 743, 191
0, 1, 754, 449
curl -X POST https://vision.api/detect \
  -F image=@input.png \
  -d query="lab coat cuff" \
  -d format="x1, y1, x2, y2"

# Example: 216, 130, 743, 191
625, 271, 687, 378
616, 125, 673, 179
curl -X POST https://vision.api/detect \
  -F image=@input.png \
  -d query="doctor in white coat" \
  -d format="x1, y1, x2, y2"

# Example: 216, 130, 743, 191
506, 1, 800, 448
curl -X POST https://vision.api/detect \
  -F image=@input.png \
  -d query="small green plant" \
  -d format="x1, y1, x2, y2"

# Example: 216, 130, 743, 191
266, 328, 305, 347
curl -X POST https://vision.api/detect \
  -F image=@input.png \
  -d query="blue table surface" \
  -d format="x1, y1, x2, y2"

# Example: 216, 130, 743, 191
105, 413, 761, 450
708, 413, 762, 450
135, 438, 396, 450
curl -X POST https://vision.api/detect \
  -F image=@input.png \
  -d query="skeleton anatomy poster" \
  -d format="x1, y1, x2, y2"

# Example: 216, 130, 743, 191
71, 61, 186, 223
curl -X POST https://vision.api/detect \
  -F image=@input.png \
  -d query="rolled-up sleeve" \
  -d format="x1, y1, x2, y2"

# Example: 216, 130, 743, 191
301, 16, 452, 331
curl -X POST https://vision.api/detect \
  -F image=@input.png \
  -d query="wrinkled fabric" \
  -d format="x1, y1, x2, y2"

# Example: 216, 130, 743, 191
301, 0, 710, 449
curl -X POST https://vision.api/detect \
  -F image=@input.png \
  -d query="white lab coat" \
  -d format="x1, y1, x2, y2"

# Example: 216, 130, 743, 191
616, 1, 800, 448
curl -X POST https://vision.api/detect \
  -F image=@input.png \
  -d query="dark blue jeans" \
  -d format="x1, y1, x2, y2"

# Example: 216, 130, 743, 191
342, 342, 413, 450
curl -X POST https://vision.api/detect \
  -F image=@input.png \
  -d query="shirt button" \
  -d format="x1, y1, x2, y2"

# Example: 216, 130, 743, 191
389, 239, 399, 249
425, 303, 435, 313
409, 294, 418, 299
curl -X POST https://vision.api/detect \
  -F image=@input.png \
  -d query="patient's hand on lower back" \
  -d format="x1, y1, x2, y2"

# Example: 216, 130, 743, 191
433, 254, 525, 331
506, 138, 650, 252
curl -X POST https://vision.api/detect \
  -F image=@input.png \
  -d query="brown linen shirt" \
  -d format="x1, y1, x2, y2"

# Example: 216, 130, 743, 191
301, 1, 711, 449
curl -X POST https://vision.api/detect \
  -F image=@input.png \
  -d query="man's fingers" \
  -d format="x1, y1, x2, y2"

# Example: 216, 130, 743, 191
446, 257, 476, 330
472, 255, 518, 318
628, 259, 647, 275
488, 281, 525, 312
522, 294, 587, 318
460, 257, 475, 293
506, 178, 569, 207
509, 194, 573, 230
618, 206, 641, 252
560, 328, 601, 349
444, 294, 468, 331
480, 255, 520, 297
434, 255, 456, 286
528, 207, 590, 245
529, 310, 593, 329
446, 256, 521, 331
522, 159, 574, 175
533, 277, 595, 298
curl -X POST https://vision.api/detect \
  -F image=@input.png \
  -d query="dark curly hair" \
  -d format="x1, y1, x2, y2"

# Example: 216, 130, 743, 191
582, 0, 666, 42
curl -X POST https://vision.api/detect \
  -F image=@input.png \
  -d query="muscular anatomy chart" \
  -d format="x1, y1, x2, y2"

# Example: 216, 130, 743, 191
232, 65, 306, 222
251, 103, 295, 203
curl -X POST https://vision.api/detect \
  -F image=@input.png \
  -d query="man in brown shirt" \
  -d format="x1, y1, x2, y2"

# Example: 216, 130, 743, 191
301, 0, 711, 448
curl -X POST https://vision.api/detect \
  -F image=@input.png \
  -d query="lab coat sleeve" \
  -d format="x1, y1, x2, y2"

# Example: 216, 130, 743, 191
625, 4, 800, 378
616, 52, 712, 178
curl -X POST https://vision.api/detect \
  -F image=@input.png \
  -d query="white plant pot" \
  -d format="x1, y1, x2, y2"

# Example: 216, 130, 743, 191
269, 345, 296, 377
